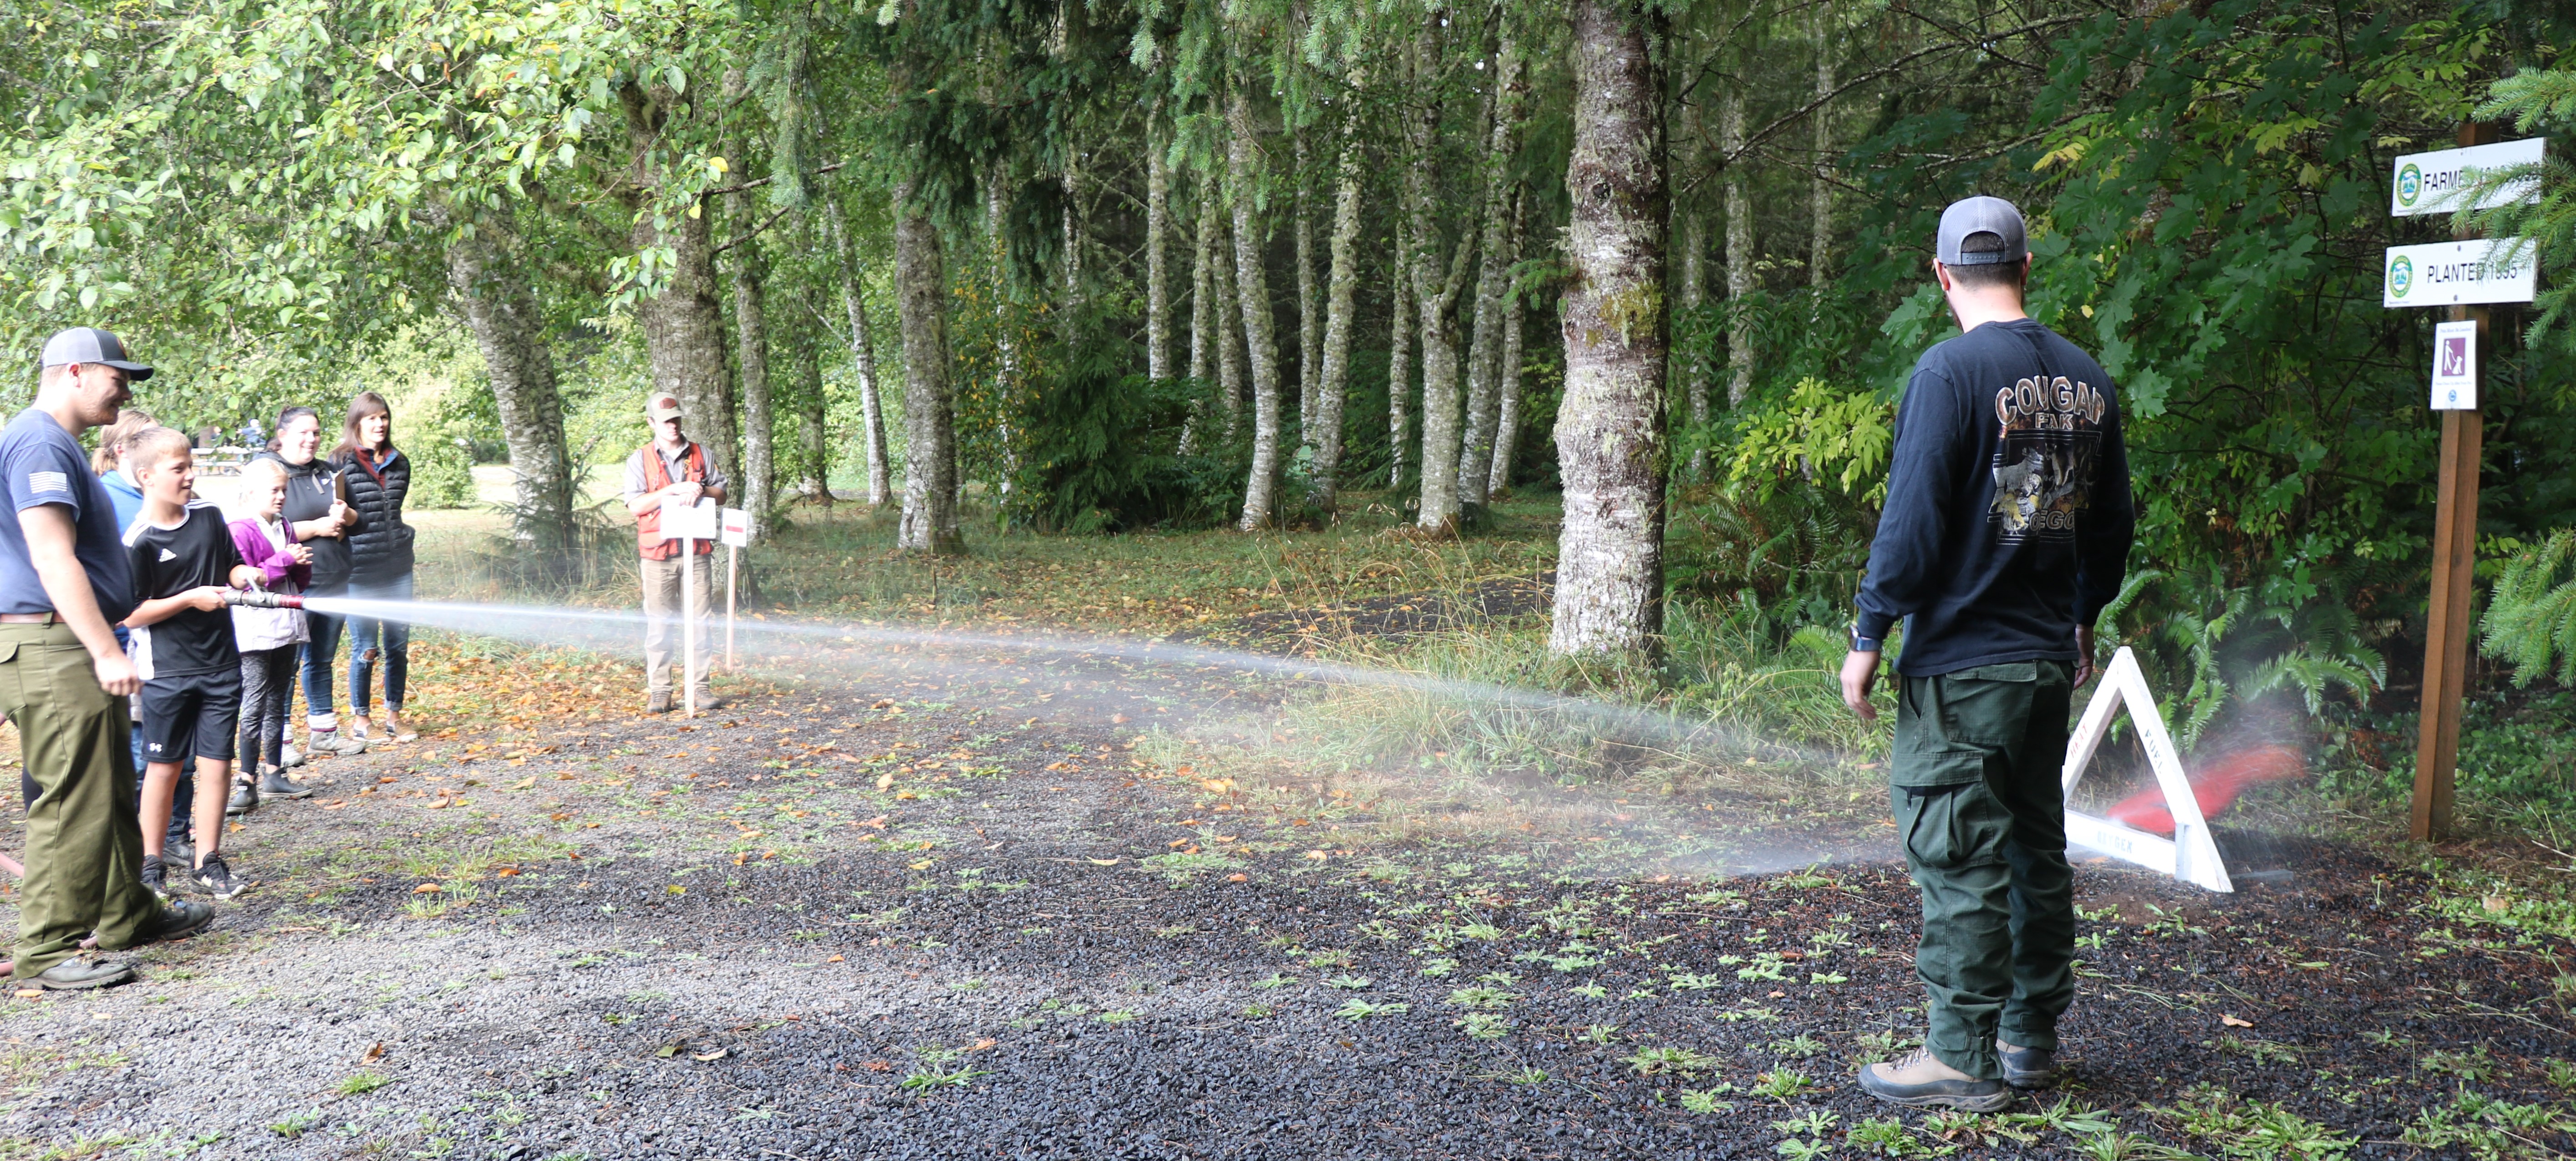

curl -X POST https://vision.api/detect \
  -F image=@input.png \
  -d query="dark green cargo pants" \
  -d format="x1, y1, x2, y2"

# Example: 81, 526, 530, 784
1889, 659, 2076, 1080
0, 622, 160, 979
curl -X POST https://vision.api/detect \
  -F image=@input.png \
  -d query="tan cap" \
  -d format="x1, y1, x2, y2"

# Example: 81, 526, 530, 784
645, 391, 683, 421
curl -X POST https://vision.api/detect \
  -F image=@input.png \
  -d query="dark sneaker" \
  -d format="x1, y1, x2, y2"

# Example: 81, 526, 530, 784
150, 899, 216, 942
192, 857, 247, 901
1858, 1048, 2014, 1111
140, 855, 170, 899
1998, 1039, 2059, 1089
226, 781, 258, 816
163, 838, 195, 867
645, 691, 672, 715
258, 770, 316, 800
32, 958, 135, 990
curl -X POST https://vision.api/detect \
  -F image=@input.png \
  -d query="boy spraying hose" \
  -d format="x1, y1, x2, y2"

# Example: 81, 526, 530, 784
120, 428, 264, 899
1839, 198, 2134, 1110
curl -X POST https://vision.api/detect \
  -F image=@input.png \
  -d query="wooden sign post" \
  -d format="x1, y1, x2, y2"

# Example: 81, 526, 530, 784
661, 496, 721, 718
720, 507, 752, 670
2385, 124, 2541, 841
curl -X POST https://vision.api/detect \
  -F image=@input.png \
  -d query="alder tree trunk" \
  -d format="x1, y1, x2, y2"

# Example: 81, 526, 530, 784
726, 196, 776, 523
827, 189, 893, 506
1310, 103, 1364, 513
1810, 6, 1833, 288
1407, 14, 1478, 532
622, 81, 739, 486
1722, 86, 1755, 408
1228, 83, 1286, 531
1146, 101, 1174, 382
1387, 208, 1413, 490
1215, 209, 1247, 441
1488, 189, 1529, 500
441, 211, 577, 561
792, 290, 833, 506
1551, 0, 1669, 659
1678, 201, 1710, 479
893, 183, 963, 554
1458, 25, 1529, 513
1183, 170, 1217, 454
1294, 125, 1321, 453
985, 172, 1021, 499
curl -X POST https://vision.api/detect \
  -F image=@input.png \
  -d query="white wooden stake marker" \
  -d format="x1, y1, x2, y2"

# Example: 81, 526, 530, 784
2060, 647, 2234, 893
661, 497, 721, 718
720, 508, 751, 670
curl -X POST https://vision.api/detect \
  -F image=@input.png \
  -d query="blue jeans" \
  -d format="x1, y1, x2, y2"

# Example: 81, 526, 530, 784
346, 573, 412, 717
300, 585, 347, 730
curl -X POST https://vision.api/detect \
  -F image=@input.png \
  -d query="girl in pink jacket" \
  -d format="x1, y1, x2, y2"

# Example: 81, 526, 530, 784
229, 458, 315, 798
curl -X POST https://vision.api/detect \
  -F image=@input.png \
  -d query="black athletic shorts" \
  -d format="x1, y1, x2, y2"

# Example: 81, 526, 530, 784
139, 671, 241, 766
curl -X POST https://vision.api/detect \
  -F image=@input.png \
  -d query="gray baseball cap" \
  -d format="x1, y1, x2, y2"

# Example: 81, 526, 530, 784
40, 327, 154, 381
1936, 196, 2026, 267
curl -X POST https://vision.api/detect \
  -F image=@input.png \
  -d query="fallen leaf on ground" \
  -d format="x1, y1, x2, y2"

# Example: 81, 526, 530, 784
362, 1042, 385, 1063
412, 883, 442, 894
693, 1048, 728, 1061
2221, 1014, 2255, 1028
1087, 858, 1121, 866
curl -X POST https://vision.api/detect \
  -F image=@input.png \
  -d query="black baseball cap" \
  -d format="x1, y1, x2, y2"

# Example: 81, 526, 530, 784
40, 327, 154, 381
1936, 196, 2027, 267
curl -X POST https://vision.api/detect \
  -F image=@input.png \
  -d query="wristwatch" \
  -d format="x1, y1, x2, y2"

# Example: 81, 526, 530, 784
1849, 625, 1882, 653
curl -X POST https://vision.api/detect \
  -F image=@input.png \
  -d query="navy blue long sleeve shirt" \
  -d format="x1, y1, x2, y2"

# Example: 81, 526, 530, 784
1855, 318, 2134, 676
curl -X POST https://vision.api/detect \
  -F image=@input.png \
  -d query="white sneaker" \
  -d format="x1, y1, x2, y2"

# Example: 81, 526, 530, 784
309, 730, 368, 757
281, 744, 305, 769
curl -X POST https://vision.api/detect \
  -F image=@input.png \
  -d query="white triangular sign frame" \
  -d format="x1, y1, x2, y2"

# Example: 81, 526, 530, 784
2061, 647, 2233, 893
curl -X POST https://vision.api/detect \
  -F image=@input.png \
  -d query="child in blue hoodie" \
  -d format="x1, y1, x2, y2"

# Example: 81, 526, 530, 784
89, 412, 193, 862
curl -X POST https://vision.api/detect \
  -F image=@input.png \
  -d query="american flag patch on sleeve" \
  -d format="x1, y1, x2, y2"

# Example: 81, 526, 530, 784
25, 470, 68, 496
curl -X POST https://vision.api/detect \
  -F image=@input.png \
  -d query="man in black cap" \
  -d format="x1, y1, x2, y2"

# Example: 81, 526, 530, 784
0, 328, 213, 989
1839, 198, 2134, 1109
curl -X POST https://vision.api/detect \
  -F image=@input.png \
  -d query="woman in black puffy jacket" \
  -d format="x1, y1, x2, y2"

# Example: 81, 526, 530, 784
335, 391, 419, 744
256, 407, 368, 764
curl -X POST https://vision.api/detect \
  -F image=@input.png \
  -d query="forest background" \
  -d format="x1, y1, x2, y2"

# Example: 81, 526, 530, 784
6, 0, 2576, 847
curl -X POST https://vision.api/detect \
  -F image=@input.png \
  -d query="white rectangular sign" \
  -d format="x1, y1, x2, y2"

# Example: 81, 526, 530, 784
660, 496, 719, 541
720, 507, 752, 548
2383, 238, 2537, 307
2431, 320, 2478, 410
2391, 138, 2544, 217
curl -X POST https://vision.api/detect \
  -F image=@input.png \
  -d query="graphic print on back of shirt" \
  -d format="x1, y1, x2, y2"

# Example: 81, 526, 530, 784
1989, 370, 2109, 543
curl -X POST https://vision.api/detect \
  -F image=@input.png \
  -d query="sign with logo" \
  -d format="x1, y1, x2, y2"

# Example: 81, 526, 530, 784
660, 496, 719, 541
2391, 138, 2544, 217
2430, 320, 2477, 410
720, 507, 752, 548
2382, 238, 2537, 307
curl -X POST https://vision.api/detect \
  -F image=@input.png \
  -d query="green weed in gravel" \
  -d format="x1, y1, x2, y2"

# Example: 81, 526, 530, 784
336, 1072, 391, 1096
1626, 1046, 1722, 1078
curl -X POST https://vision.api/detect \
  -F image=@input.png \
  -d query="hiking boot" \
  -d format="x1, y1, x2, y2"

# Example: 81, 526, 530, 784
192, 857, 247, 901
280, 743, 305, 769
308, 730, 368, 758
645, 691, 672, 715
691, 695, 727, 715
1858, 1048, 2014, 1111
140, 855, 171, 900
226, 780, 258, 816
31, 957, 135, 990
1998, 1039, 2059, 1090
258, 769, 316, 800
150, 899, 215, 942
